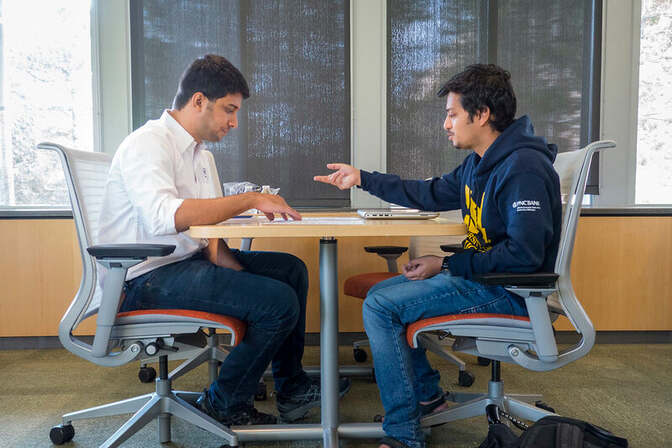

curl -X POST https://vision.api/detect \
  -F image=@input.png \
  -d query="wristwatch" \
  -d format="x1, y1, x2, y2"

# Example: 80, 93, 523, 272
441, 255, 451, 272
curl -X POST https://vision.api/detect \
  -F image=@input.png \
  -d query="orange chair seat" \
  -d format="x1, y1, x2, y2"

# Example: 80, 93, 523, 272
116, 309, 246, 346
406, 313, 531, 348
344, 272, 400, 299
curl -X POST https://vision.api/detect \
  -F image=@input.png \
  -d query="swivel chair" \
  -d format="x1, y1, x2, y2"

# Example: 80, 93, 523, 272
403, 140, 615, 428
40, 142, 243, 447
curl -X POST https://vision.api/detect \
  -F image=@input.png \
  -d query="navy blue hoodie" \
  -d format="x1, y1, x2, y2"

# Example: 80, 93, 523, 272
360, 115, 562, 279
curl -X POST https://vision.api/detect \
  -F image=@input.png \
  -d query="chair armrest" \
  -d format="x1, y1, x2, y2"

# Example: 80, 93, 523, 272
473, 272, 559, 288
364, 246, 408, 255
364, 246, 408, 273
440, 243, 466, 253
87, 244, 176, 259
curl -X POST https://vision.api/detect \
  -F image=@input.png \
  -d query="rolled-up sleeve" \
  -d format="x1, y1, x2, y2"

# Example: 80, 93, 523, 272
119, 133, 184, 236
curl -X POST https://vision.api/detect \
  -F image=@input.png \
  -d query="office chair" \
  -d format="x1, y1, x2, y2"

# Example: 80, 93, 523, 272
344, 246, 476, 387
402, 140, 615, 428
40, 142, 243, 447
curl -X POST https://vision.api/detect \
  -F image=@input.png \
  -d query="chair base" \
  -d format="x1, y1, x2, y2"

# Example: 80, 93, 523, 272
60, 358, 238, 448
421, 378, 556, 428
168, 338, 229, 382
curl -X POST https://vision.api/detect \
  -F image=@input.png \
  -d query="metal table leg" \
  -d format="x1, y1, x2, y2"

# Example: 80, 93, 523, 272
319, 238, 339, 447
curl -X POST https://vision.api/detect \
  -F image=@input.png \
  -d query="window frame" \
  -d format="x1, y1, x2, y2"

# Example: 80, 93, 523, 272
2, 0, 657, 217
593, 0, 642, 207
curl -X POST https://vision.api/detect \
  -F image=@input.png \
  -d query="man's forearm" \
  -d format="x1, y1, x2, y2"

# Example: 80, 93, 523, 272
205, 238, 244, 271
174, 193, 256, 232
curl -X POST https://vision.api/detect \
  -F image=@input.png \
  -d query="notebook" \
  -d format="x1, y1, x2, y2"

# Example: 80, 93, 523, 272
356, 208, 439, 220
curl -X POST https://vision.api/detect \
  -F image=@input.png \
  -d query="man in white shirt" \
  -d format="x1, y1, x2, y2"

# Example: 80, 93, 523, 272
99, 54, 349, 426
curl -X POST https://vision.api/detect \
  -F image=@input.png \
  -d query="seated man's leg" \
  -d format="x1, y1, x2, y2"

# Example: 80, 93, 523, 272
368, 276, 443, 410
121, 252, 301, 422
233, 250, 310, 394
363, 272, 527, 448
233, 249, 351, 421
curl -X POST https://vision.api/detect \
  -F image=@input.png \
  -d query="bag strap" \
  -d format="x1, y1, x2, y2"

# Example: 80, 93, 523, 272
557, 422, 583, 448
585, 423, 629, 447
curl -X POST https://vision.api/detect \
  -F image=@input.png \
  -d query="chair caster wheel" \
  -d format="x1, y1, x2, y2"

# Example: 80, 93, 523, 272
535, 400, 555, 413
353, 348, 368, 363
458, 370, 475, 387
138, 366, 157, 383
254, 382, 267, 401
50, 423, 75, 445
477, 356, 491, 366
373, 414, 383, 423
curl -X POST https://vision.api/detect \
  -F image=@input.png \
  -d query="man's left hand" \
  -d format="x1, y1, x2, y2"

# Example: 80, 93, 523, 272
402, 255, 443, 281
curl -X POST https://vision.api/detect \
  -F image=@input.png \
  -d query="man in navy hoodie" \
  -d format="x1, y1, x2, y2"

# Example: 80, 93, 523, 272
314, 64, 561, 448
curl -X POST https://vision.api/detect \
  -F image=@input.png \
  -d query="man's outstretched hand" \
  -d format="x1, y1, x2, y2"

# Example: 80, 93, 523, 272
313, 163, 361, 190
402, 255, 443, 281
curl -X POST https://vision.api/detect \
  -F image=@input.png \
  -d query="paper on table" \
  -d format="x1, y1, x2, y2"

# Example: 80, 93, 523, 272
265, 216, 366, 225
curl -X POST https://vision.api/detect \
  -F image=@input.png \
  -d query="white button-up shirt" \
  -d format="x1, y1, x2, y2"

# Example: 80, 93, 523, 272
98, 110, 217, 281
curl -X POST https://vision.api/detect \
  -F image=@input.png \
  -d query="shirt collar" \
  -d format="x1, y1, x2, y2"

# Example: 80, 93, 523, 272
160, 110, 202, 155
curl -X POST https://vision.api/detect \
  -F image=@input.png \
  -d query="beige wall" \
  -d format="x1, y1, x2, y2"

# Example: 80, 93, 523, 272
0, 216, 670, 337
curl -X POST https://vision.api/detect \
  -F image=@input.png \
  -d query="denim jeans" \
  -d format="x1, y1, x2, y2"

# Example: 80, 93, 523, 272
121, 249, 310, 414
362, 272, 528, 448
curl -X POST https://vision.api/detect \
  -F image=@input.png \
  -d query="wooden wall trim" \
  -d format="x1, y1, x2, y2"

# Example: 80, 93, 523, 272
1, 216, 670, 337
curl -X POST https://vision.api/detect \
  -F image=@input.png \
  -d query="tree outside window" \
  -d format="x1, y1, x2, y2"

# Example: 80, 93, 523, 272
0, 0, 93, 209
636, 0, 672, 204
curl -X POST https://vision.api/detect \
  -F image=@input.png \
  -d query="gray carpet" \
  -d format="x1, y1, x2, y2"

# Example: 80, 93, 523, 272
0, 344, 669, 447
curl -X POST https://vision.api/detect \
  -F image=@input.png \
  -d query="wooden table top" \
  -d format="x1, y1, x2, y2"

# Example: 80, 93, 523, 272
188, 212, 465, 239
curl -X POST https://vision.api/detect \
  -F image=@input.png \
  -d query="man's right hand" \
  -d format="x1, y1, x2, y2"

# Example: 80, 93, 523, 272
313, 163, 361, 190
252, 193, 302, 221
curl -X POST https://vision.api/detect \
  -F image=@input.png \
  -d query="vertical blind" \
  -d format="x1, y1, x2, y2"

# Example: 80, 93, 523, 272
387, 0, 601, 185
130, 0, 350, 207
387, 0, 483, 180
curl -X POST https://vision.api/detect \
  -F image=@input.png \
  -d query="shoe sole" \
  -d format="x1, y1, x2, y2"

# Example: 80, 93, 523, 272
279, 380, 352, 423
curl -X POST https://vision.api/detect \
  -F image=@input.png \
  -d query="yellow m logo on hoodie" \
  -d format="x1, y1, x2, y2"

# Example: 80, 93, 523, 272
463, 184, 492, 252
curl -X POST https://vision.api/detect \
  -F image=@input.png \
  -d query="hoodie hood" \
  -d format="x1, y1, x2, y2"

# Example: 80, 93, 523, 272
476, 115, 557, 175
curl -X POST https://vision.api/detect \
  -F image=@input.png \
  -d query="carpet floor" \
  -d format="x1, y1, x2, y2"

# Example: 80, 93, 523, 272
0, 344, 669, 447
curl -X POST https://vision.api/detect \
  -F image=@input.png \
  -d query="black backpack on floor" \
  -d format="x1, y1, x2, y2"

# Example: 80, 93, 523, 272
479, 414, 628, 448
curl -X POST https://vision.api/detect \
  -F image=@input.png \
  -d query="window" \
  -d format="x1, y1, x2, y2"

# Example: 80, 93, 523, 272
635, 0, 672, 204
387, 0, 481, 180
130, 0, 350, 208
387, 0, 601, 182
0, 0, 94, 209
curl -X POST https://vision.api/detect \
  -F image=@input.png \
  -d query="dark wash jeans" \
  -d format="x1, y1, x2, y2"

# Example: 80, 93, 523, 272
121, 249, 309, 414
363, 272, 529, 448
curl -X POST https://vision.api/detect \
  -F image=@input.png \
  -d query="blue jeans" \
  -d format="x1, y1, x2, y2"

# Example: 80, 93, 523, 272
120, 249, 309, 414
362, 272, 528, 448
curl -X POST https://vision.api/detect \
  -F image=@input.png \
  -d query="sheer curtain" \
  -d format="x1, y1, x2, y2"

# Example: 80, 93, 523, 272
130, 0, 350, 207
387, 0, 600, 181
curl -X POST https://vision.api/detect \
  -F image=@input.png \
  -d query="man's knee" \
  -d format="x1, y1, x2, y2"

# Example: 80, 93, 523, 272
363, 291, 395, 327
290, 254, 309, 286
273, 285, 301, 326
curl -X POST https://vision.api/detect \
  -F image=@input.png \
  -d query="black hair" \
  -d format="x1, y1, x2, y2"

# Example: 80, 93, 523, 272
172, 54, 250, 110
437, 64, 516, 132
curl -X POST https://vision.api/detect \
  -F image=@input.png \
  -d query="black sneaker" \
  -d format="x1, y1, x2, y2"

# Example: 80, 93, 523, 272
196, 389, 277, 425
276, 377, 352, 422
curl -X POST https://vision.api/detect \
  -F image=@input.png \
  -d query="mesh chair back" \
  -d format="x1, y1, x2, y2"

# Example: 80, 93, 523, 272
552, 141, 615, 279
38, 142, 112, 326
